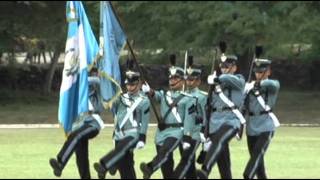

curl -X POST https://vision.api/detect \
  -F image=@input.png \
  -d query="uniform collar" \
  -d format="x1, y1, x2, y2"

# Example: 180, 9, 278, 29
188, 87, 199, 93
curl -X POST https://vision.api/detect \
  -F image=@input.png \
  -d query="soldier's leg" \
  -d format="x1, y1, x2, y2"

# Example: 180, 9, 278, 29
75, 139, 90, 179
198, 125, 237, 178
99, 136, 138, 170
243, 132, 273, 179
156, 145, 174, 179
52, 124, 98, 172
217, 144, 232, 179
173, 140, 199, 179
256, 156, 267, 179
118, 150, 136, 179
75, 126, 99, 179
140, 137, 180, 179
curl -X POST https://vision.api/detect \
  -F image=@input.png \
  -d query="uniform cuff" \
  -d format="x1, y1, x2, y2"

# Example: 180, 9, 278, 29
139, 134, 146, 143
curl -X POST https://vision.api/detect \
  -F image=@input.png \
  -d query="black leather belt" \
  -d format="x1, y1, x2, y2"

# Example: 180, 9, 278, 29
164, 123, 183, 128
212, 106, 236, 112
249, 110, 272, 116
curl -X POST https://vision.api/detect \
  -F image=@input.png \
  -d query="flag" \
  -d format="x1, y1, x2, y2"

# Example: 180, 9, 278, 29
58, 1, 99, 134
99, 1, 127, 109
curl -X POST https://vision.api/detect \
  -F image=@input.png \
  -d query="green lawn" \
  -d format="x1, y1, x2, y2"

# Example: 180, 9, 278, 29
0, 127, 319, 179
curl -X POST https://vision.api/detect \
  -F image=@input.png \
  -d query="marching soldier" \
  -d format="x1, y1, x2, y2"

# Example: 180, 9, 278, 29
140, 54, 196, 179
243, 58, 280, 179
197, 48, 246, 179
93, 59, 150, 179
172, 55, 207, 179
49, 67, 105, 179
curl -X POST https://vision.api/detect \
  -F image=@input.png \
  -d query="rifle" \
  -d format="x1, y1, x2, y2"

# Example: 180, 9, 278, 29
239, 46, 263, 140
197, 43, 222, 164
108, 2, 162, 126
204, 41, 225, 138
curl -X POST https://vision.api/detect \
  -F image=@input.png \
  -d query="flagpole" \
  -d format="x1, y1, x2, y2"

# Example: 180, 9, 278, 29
108, 1, 162, 124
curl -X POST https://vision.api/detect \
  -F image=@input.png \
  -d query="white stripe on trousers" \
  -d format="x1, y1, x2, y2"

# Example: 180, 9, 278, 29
178, 141, 200, 179
153, 138, 180, 171
206, 129, 235, 171
248, 132, 273, 178
61, 126, 96, 162
105, 137, 138, 169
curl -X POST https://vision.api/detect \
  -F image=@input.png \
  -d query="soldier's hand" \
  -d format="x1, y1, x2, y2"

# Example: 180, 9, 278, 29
135, 141, 145, 150
182, 142, 191, 150
142, 82, 151, 93
207, 71, 218, 85
203, 139, 212, 152
200, 133, 206, 143
244, 81, 255, 94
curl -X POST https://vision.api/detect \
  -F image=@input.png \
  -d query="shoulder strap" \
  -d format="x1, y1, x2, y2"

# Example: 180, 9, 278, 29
162, 94, 185, 122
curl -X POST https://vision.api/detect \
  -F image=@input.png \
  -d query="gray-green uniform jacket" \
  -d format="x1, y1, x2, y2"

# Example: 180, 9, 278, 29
112, 91, 150, 142
209, 74, 245, 134
153, 90, 195, 146
246, 79, 280, 136
186, 88, 208, 141
71, 76, 105, 132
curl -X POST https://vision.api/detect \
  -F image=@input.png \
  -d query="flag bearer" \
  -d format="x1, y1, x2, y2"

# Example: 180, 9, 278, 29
49, 67, 105, 179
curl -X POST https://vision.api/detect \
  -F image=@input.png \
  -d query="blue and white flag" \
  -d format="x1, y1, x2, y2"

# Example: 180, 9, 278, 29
58, 1, 99, 134
99, 1, 127, 109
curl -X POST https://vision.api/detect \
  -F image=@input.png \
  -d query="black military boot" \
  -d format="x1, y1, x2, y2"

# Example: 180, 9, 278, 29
140, 162, 153, 179
49, 158, 63, 177
94, 162, 107, 179
196, 169, 209, 179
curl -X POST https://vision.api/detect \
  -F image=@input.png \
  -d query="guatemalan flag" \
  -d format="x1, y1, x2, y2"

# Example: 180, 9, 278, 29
98, 1, 127, 109
58, 1, 99, 134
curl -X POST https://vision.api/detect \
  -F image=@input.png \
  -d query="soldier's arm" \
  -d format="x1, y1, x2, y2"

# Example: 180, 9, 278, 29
88, 76, 100, 85
183, 98, 196, 140
219, 74, 245, 90
138, 99, 151, 143
151, 90, 163, 103
260, 79, 280, 94
261, 79, 280, 106
199, 94, 208, 132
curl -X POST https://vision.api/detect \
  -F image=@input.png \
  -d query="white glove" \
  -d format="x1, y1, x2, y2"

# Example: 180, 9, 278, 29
244, 81, 255, 95
135, 141, 145, 150
207, 71, 217, 85
203, 140, 212, 152
235, 133, 241, 141
200, 133, 206, 143
141, 82, 151, 93
182, 142, 191, 150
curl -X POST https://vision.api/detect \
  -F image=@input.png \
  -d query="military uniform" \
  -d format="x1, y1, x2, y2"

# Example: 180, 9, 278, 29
94, 61, 150, 179
243, 59, 280, 179
173, 56, 208, 179
140, 55, 196, 179
198, 54, 246, 179
50, 75, 104, 179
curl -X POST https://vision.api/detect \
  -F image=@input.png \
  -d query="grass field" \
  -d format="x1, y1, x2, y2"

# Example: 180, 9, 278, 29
0, 127, 319, 179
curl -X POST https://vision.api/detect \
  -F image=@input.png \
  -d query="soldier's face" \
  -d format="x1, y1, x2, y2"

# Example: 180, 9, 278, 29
186, 77, 201, 89
169, 76, 184, 90
221, 65, 237, 74
126, 81, 141, 94
255, 68, 271, 81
